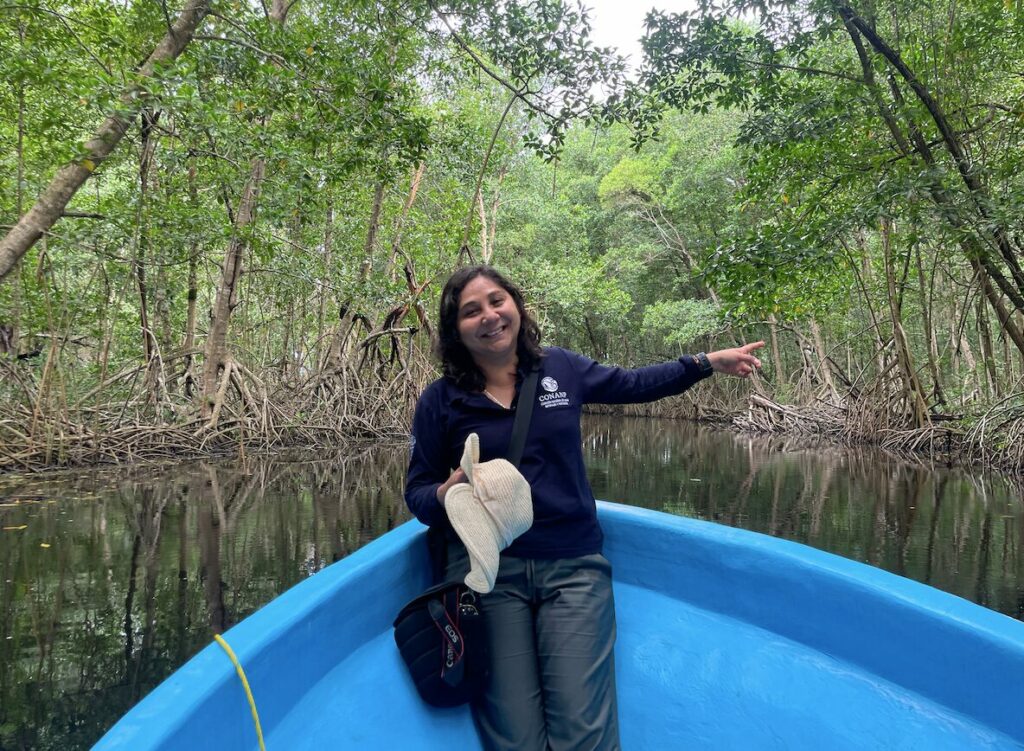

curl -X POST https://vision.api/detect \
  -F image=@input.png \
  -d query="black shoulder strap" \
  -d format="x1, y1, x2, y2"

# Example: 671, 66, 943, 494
506, 365, 539, 467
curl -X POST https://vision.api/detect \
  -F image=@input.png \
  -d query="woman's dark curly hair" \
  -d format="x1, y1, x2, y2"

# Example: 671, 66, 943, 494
436, 265, 543, 392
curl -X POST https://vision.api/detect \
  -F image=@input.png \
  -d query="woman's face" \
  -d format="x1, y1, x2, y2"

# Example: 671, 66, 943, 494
456, 274, 521, 365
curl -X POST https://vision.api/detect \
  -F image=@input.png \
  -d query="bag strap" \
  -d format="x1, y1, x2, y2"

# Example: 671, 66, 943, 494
506, 365, 539, 467
427, 596, 466, 687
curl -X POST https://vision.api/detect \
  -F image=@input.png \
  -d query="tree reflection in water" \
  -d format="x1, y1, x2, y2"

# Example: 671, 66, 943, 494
0, 446, 411, 750
583, 415, 1023, 621
0, 419, 1021, 749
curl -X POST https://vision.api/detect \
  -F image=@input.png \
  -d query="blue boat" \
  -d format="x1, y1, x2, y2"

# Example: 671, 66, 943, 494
96, 502, 1024, 750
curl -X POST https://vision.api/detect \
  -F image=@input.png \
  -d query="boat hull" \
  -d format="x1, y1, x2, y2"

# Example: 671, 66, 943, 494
96, 502, 1024, 750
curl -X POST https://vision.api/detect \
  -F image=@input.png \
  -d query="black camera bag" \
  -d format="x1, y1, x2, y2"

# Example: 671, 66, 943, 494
392, 578, 488, 707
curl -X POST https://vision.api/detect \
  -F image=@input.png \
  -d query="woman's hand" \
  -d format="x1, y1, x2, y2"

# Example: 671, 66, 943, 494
707, 341, 765, 378
436, 468, 468, 505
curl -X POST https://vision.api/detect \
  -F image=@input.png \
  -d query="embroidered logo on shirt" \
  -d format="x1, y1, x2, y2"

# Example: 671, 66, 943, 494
541, 377, 559, 392
538, 391, 569, 408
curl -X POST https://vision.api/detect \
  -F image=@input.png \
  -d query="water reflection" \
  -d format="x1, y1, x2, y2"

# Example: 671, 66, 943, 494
0, 419, 1022, 749
585, 415, 1024, 620
0, 447, 411, 750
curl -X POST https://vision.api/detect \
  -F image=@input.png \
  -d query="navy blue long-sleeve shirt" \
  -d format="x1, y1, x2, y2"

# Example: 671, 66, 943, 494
404, 346, 713, 559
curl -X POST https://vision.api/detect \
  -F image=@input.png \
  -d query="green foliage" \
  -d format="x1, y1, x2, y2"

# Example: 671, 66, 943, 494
598, 155, 660, 203
520, 256, 632, 331
641, 298, 720, 348
3, 0, 1024, 434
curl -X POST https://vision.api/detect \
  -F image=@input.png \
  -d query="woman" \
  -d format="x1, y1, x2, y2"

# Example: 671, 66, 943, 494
405, 265, 763, 751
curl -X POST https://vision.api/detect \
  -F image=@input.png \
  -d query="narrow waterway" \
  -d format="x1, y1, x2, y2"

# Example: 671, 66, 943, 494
1, 416, 1021, 749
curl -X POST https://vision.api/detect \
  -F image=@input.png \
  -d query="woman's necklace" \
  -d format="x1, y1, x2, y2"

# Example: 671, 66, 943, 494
483, 389, 511, 409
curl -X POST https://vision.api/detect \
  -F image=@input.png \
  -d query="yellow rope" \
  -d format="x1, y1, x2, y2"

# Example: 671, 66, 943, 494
214, 633, 267, 751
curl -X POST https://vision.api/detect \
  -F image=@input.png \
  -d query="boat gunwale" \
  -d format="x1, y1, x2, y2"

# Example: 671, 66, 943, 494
600, 501, 1024, 646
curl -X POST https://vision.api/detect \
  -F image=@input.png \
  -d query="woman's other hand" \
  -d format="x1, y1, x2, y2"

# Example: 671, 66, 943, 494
436, 468, 468, 505
707, 341, 765, 378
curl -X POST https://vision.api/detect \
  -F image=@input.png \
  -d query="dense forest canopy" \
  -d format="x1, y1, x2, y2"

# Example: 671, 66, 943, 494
1, 0, 1023, 471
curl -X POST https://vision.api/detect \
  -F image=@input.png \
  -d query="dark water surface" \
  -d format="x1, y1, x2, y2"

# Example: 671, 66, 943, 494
1, 416, 1022, 749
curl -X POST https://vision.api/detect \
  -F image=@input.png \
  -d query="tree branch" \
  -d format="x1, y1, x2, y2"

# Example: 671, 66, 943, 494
737, 56, 864, 84
194, 34, 289, 67
61, 211, 106, 220
461, 91, 519, 256
428, 0, 555, 121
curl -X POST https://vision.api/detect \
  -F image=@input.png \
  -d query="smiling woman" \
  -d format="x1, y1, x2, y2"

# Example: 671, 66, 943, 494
404, 264, 764, 751
435, 266, 545, 399
456, 276, 522, 404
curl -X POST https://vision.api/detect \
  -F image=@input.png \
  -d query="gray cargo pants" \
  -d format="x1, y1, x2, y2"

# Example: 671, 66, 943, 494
446, 543, 621, 751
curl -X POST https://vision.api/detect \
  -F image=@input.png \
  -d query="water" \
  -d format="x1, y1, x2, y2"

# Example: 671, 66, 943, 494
1, 416, 1021, 749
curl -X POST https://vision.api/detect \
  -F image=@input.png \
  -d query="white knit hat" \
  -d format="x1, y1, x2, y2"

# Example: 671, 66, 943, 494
444, 433, 533, 593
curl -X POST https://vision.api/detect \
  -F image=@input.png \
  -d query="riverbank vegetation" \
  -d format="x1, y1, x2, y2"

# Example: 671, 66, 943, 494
1, 0, 1023, 474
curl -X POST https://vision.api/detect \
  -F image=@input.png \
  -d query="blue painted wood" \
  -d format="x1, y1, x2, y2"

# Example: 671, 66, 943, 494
95, 502, 1024, 750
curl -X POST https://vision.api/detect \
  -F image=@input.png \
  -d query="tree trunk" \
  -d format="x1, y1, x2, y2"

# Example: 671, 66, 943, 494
977, 295, 999, 399
999, 312, 1013, 391
0, 0, 211, 280
915, 244, 945, 404
880, 217, 929, 426
154, 171, 174, 359
1018, 311, 1024, 376
316, 201, 334, 366
97, 267, 115, 384
360, 181, 386, 282
477, 192, 489, 263
844, 232, 888, 378
7, 22, 28, 354
200, 158, 265, 416
182, 161, 200, 397
199, 0, 289, 417
950, 287, 980, 404
387, 163, 424, 281
767, 313, 785, 387
134, 109, 161, 404
971, 258, 1024, 360
281, 296, 294, 377
808, 318, 838, 398
461, 91, 519, 261
486, 166, 507, 261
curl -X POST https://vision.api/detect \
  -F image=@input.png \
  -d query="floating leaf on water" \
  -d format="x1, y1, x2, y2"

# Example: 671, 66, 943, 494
3, 525, 28, 531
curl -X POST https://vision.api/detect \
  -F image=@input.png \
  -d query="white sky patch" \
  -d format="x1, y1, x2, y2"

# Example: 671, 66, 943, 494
583, 0, 700, 77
